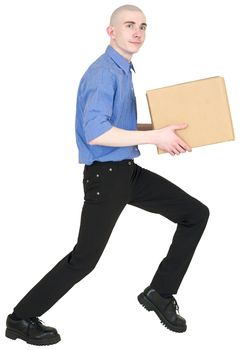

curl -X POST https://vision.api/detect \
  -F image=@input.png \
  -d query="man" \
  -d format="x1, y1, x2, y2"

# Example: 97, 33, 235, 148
6, 4, 209, 345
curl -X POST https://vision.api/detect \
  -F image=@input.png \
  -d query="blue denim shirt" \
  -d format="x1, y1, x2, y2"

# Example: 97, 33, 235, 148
75, 45, 140, 165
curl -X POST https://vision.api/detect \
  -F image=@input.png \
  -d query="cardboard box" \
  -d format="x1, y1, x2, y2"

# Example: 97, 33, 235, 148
146, 76, 235, 154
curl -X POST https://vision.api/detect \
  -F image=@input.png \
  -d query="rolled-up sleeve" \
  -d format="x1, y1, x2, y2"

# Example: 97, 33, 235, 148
81, 68, 115, 143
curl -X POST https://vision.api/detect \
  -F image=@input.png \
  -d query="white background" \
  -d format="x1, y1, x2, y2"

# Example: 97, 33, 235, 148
0, 0, 241, 348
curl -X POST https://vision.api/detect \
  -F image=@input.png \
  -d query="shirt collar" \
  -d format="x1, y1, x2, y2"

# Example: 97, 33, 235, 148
105, 45, 135, 74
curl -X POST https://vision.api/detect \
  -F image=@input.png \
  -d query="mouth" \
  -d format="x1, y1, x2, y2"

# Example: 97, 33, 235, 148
129, 41, 142, 45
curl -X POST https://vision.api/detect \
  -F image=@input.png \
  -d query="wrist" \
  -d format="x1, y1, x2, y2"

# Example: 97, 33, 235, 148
140, 129, 158, 145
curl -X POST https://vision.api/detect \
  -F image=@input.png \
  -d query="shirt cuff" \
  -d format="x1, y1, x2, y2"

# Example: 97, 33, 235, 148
85, 121, 113, 144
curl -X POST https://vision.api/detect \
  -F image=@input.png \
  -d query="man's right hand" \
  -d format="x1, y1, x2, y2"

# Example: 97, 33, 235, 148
154, 123, 192, 155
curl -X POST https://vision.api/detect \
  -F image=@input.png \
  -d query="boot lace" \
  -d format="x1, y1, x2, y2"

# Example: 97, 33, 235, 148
171, 297, 180, 314
29, 317, 44, 326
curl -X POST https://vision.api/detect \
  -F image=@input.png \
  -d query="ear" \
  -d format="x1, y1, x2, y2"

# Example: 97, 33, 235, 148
106, 25, 115, 39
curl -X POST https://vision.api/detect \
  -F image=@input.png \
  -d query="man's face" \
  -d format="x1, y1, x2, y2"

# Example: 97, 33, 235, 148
107, 10, 147, 60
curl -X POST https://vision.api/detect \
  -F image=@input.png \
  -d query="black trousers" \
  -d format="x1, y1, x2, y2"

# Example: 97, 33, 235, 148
14, 159, 209, 319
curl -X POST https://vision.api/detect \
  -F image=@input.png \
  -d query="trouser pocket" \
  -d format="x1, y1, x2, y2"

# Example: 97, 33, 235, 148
82, 164, 117, 202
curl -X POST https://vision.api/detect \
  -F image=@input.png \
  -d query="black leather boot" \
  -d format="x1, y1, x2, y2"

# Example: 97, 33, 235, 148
5, 314, 61, 345
138, 287, 187, 333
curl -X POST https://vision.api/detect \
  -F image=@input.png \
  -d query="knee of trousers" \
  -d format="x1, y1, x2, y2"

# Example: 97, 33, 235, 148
67, 253, 100, 277
186, 201, 210, 226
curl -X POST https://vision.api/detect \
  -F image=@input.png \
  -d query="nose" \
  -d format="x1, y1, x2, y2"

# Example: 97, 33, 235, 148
133, 27, 142, 38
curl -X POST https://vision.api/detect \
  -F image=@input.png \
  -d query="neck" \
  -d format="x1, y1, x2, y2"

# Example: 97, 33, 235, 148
110, 42, 132, 62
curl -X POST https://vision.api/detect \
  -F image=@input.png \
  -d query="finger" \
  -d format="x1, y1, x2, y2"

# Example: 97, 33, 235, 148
171, 123, 188, 131
167, 148, 175, 156
180, 142, 192, 152
175, 144, 186, 153
170, 146, 181, 155
176, 138, 191, 152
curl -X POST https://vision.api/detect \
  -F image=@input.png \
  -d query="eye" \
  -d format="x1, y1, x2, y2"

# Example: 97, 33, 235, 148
126, 23, 134, 29
140, 25, 147, 31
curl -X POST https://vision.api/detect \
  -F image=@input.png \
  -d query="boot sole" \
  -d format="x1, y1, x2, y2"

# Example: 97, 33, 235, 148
138, 292, 187, 333
5, 328, 61, 346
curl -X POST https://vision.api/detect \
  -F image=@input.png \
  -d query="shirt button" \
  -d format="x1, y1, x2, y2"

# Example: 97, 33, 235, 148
96, 192, 100, 196
86, 179, 89, 183
128, 161, 132, 165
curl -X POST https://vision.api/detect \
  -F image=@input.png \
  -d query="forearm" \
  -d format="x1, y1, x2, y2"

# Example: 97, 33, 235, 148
88, 126, 156, 147
88, 123, 192, 156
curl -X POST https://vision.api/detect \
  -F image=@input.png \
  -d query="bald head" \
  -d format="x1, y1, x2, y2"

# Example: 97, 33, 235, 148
107, 4, 146, 61
110, 4, 144, 26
